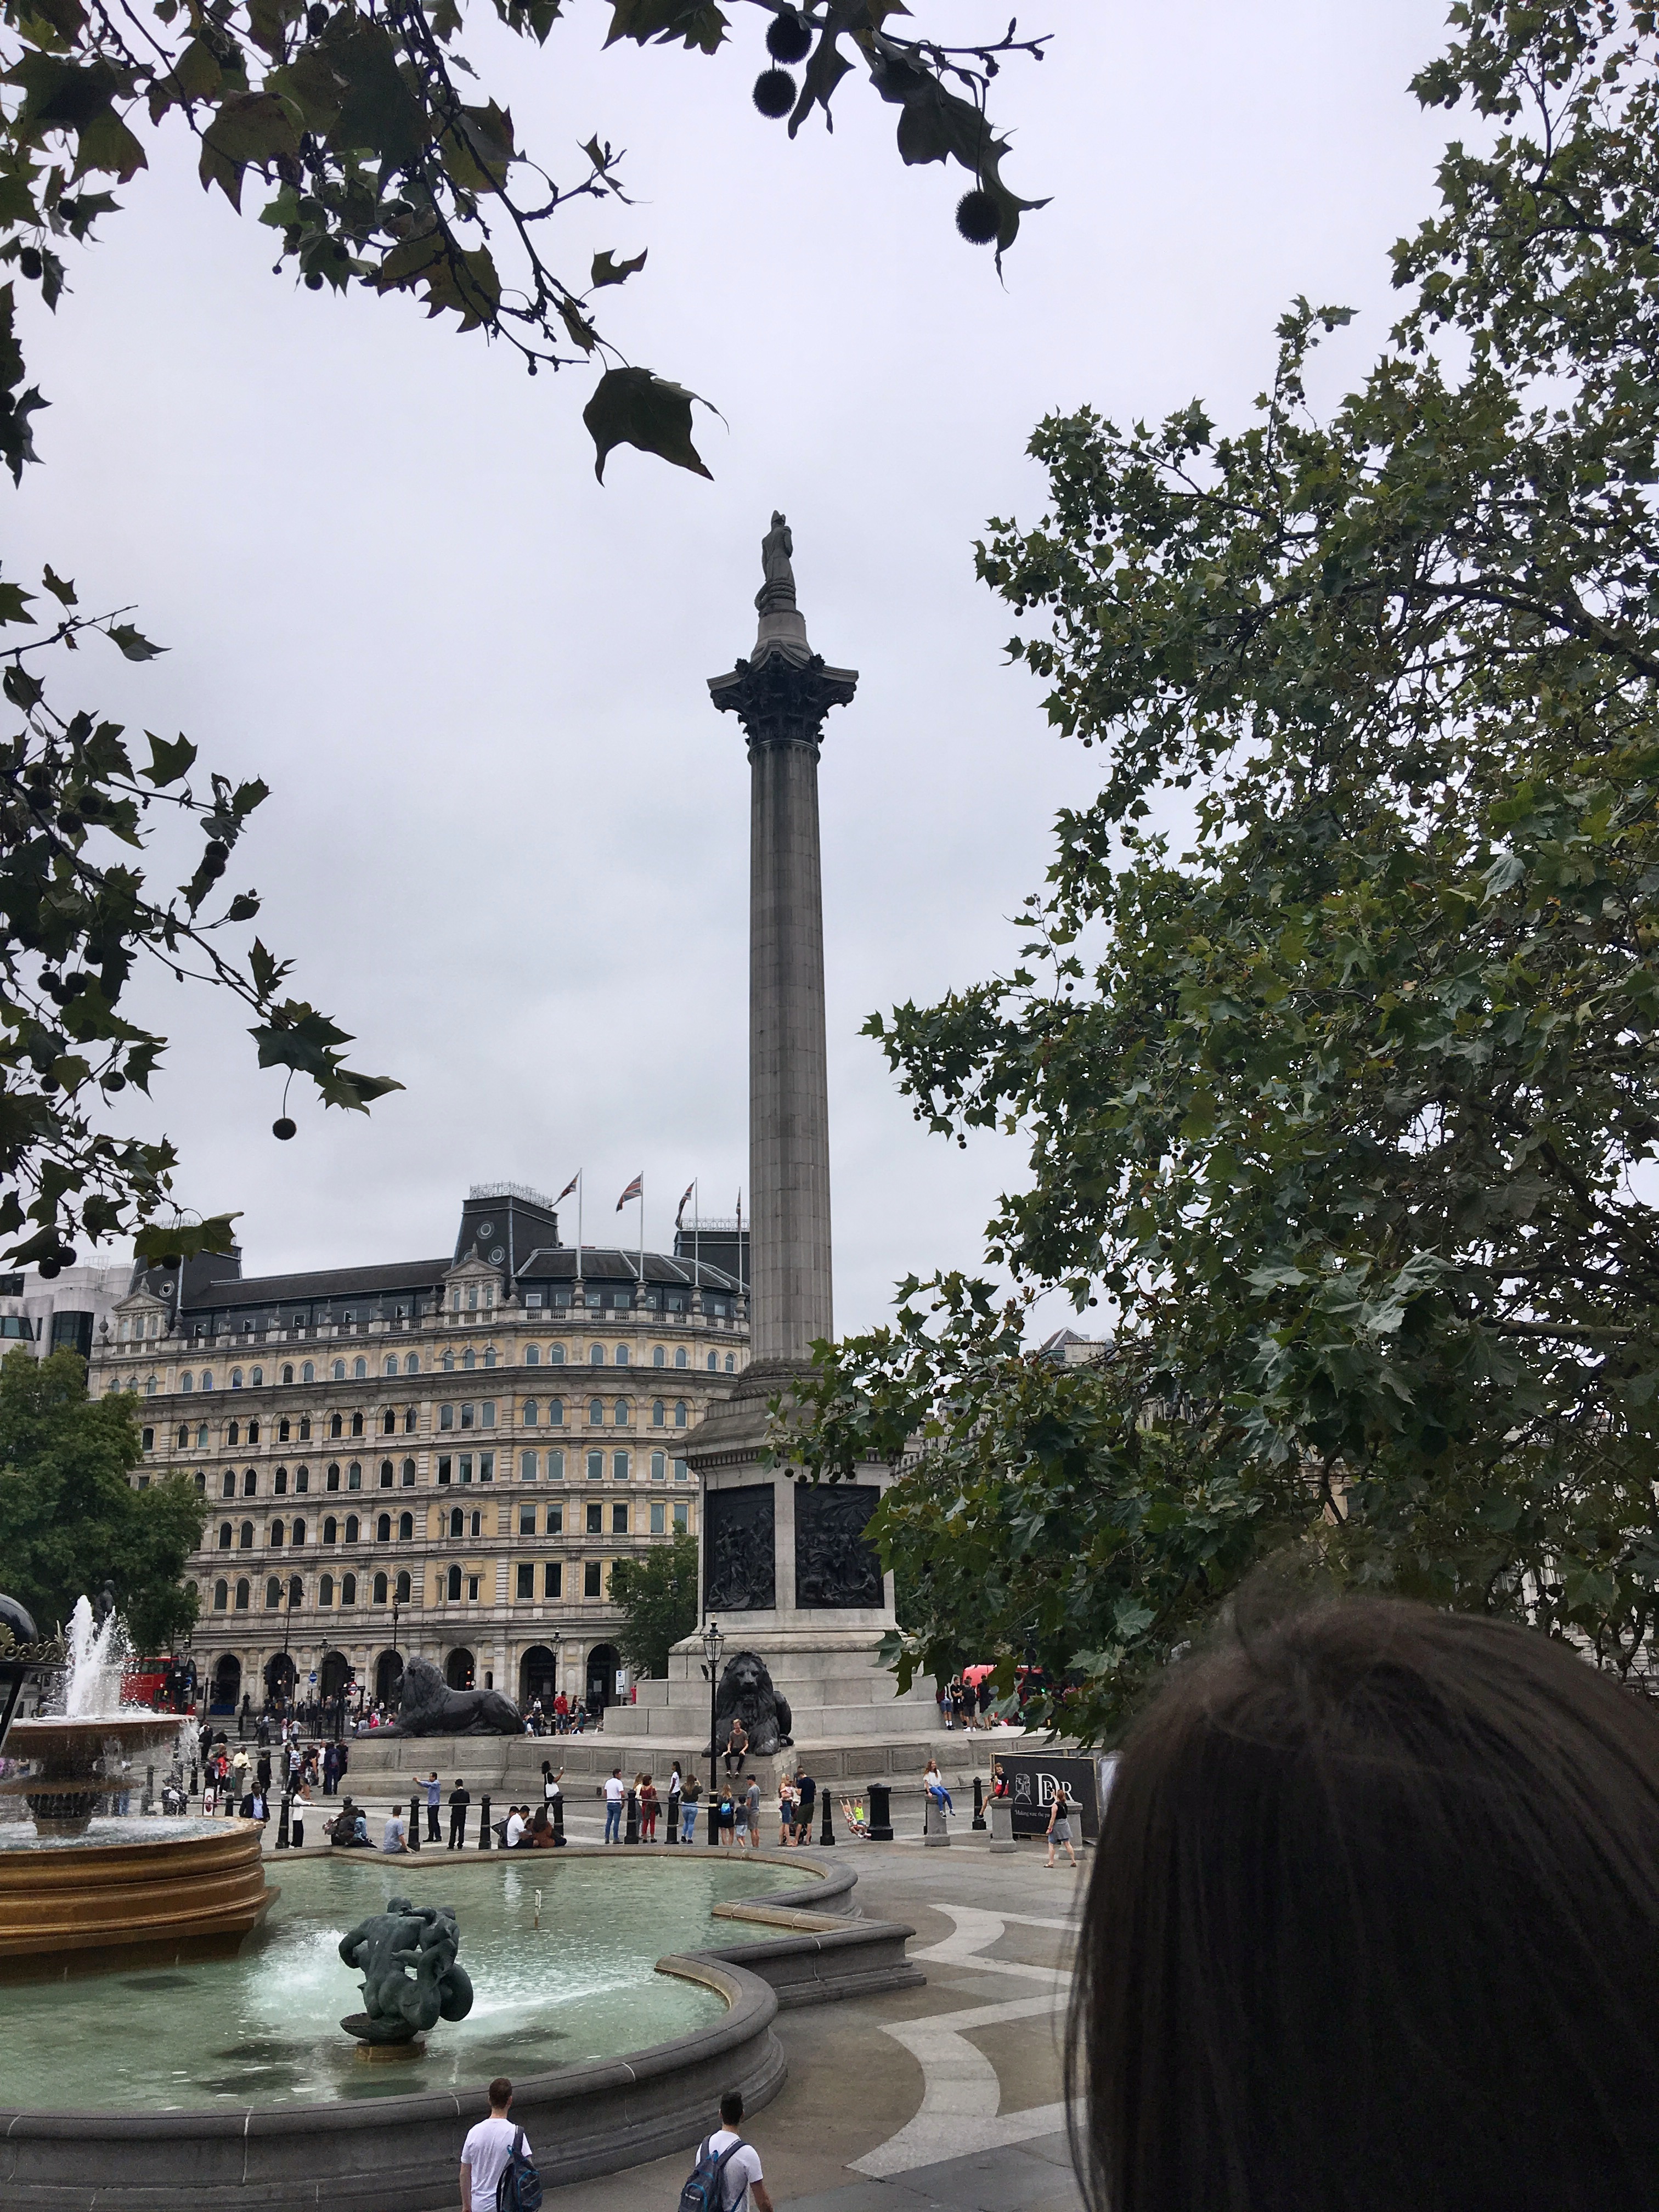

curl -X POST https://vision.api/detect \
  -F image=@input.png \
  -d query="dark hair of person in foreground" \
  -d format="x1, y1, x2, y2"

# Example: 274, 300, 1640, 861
1069, 1597, 1659, 2212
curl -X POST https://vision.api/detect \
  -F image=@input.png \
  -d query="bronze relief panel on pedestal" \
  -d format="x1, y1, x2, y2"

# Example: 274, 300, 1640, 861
794, 1481, 883, 1610
704, 1486, 776, 1612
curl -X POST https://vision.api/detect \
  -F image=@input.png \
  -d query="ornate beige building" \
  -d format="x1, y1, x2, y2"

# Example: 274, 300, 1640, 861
89, 1183, 749, 1719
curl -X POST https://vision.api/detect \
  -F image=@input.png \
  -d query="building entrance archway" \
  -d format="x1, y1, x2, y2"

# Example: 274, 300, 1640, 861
585, 1642, 619, 1713
375, 1649, 404, 1706
263, 1652, 296, 1706
319, 1650, 349, 1703
211, 1654, 241, 1713
520, 1645, 557, 1711
445, 1648, 475, 1691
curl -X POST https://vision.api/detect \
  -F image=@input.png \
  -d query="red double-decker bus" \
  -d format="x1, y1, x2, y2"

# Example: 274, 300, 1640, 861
121, 1656, 198, 1713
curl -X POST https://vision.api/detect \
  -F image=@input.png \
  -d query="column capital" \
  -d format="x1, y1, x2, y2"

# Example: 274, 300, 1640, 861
707, 645, 859, 752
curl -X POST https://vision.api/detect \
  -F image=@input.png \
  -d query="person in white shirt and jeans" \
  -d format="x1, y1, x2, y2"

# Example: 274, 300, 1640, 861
459, 2077, 529, 2212
703, 2089, 774, 2212
603, 1768, 625, 1845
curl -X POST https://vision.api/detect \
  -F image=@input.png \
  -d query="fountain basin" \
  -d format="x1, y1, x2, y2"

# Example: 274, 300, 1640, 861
2, 1713, 189, 1837
0, 1818, 272, 1964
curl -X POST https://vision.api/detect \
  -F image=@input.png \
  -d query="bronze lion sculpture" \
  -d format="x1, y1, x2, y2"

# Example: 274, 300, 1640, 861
381, 1656, 521, 1737
712, 1648, 792, 1759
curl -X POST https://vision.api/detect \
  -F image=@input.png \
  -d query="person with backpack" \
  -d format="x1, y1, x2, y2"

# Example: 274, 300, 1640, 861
680, 2089, 772, 2212
459, 2075, 539, 2212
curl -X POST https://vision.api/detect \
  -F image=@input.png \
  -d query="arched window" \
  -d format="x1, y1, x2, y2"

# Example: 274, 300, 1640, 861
196, 1421, 208, 1448
292, 1519, 305, 1546
201, 1370, 213, 1391
278, 1417, 291, 1443
549, 1397, 565, 1426
266, 1577, 281, 1609
319, 1574, 334, 1607
324, 1516, 338, 1545
405, 1406, 417, 1431
382, 1408, 396, 1433
398, 1511, 413, 1542
274, 1466, 288, 1496
376, 1514, 391, 1542
707, 1352, 718, 1372
348, 1462, 362, 1490
449, 1508, 464, 1539
484, 1347, 496, 1369
234, 1578, 250, 1611
402, 1458, 415, 1486
725, 1353, 735, 1372
144, 1375, 158, 1396
221, 1469, 235, 1498
674, 1400, 688, 1427
351, 1410, 363, 1436
373, 1571, 388, 1606
326, 1463, 341, 1491
178, 1423, 190, 1448
652, 1399, 665, 1427
354, 1357, 366, 1380
653, 1346, 665, 1367
383, 1355, 398, 1377
521, 1451, 538, 1480
240, 1520, 254, 1548
302, 1361, 315, 1384
194, 1471, 206, 1494
299, 1415, 312, 1440
590, 1345, 605, 1365
395, 1570, 411, 1604
379, 1460, 393, 1488
181, 1372, 193, 1395
332, 1360, 345, 1381
615, 1345, 629, 1367
522, 1400, 538, 1426
441, 1350, 455, 1372
462, 1348, 476, 1372
213, 1579, 228, 1610
230, 1368, 243, 1390
345, 1514, 360, 1543
651, 1451, 666, 1480
549, 1344, 566, 1364
674, 1347, 687, 1369
614, 1398, 630, 1426
247, 1418, 260, 1444
447, 1565, 462, 1601
525, 1345, 540, 1366
218, 1522, 232, 1549
329, 1413, 342, 1438
242, 1468, 257, 1497
295, 1465, 309, 1493
405, 1353, 419, 1375
251, 1367, 263, 1387
282, 1364, 294, 1384
589, 1398, 604, 1425
270, 1519, 285, 1547
341, 1573, 357, 1606
227, 1420, 240, 1447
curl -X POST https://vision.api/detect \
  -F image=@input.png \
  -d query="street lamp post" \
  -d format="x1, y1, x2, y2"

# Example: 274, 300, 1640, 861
702, 1618, 725, 1849
390, 1592, 402, 1713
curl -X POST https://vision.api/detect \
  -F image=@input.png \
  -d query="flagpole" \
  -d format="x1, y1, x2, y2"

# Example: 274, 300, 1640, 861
693, 1180, 699, 1299
577, 1171, 583, 1288
639, 1171, 645, 1289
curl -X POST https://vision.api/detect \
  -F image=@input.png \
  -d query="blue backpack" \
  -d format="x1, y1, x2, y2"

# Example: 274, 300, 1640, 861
496, 2125, 541, 2212
678, 2134, 748, 2212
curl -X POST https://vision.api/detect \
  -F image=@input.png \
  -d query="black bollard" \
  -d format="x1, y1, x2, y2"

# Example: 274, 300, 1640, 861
972, 1776, 987, 1831
275, 1793, 291, 1849
868, 1782, 894, 1842
552, 1795, 566, 1848
665, 1790, 680, 1844
624, 1789, 639, 1846
409, 1791, 422, 1850
479, 1793, 492, 1849
189, 1760, 198, 1795
143, 1763, 155, 1815
819, 1790, 836, 1848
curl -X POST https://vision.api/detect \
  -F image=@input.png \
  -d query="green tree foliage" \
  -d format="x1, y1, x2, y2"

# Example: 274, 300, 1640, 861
794, 0, 1659, 1739
0, 1346, 209, 1648
608, 1525, 697, 1677
0, 1, 1047, 1265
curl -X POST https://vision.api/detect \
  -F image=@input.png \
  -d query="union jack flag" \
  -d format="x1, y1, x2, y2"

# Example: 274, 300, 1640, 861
616, 1173, 643, 1211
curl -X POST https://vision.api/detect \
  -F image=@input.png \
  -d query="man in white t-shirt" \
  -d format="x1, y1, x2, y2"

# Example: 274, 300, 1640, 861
603, 1768, 625, 1846
504, 1807, 526, 1849
460, 2076, 529, 2212
702, 2089, 773, 2212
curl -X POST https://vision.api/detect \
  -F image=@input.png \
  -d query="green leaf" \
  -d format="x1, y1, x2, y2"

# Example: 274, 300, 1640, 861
40, 563, 76, 606
0, 577, 36, 624
140, 730, 196, 786
590, 247, 646, 288
582, 365, 713, 484
106, 621, 164, 661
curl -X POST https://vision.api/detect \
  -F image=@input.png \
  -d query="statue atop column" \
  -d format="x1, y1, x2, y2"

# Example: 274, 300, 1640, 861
756, 510, 797, 615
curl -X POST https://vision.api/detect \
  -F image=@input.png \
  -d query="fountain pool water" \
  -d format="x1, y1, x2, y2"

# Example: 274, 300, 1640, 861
0, 1854, 809, 2110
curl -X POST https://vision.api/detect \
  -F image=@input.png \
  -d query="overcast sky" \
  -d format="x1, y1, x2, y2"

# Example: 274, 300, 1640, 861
12, 0, 1454, 1336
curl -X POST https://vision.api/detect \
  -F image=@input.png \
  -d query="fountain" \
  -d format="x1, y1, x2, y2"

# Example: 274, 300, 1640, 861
0, 1590, 272, 1966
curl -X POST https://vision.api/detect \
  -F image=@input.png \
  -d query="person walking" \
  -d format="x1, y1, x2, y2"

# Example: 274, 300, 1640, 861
448, 1777, 470, 1850
425, 1770, 441, 1842
603, 1768, 625, 1846
1045, 1781, 1078, 1869
459, 2078, 532, 2212
693, 2089, 774, 2212
777, 1776, 797, 1847
321, 1742, 338, 1796
680, 1775, 700, 1844
744, 1775, 761, 1850
796, 1768, 817, 1843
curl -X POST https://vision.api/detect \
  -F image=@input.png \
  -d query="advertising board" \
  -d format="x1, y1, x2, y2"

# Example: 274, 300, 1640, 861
998, 1751, 1103, 1841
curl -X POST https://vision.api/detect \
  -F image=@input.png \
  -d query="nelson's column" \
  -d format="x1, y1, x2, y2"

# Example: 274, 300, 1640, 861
612, 516, 942, 1771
